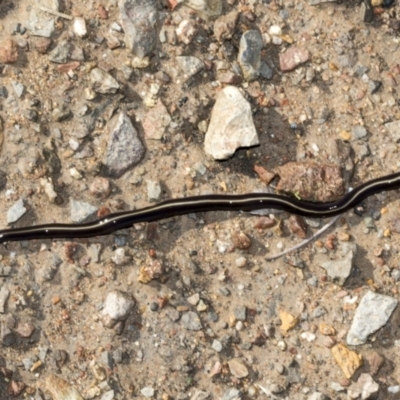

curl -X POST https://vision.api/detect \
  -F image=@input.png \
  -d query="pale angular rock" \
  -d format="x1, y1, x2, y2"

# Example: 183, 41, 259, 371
347, 291, 398, 346
320, 243, 356, 286
90, 68, 120, 94
70, 199, 97, 223
176, 56, 204, 79
204, 86, 259, 160
228, 358, 249, 378
73, 17, 88, 38
214, 10, 239, 41
101, 290, 135, 322
7, 198, 27, 224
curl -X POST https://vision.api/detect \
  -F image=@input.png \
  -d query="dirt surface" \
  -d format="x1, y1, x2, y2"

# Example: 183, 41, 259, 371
1, 0, 400, 399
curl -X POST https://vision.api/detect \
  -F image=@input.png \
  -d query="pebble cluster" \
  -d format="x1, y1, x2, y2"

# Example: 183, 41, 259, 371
1, 0, 400, 399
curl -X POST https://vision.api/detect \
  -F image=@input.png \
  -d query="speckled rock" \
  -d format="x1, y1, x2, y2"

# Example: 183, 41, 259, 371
103, 112, 145, 178
90, 68, 120, 94
119, 0, 159, 58
279, 46, 310, 72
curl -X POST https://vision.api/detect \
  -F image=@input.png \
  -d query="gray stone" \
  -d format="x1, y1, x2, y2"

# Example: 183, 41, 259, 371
238, 30, 263, 82
0, 286, 10, 313
7, 198, 27, 224
204, 86, 259, 160
181, 311, 202, 331
28, 9, 55, 37
347, 291, 398, 346
221, 388, 241, 400
176, 56, 204, 79
260, 62, 274, 80
119, 0, 159, 58
352, 125, 368, 140
384, 120, 400, 142
103, 112, 145, 178
101, 290, 135, 322
234, 306, 247, 321
320, 243, 356, 286
311, 305, 327, 319
90, 68, 120, 94
48, 40, 70, 63
183, 0, 222, 18
23, 357, 36, 371
211, 339, 223, 352
70, 199, 97, 223
11, 81, 25, 97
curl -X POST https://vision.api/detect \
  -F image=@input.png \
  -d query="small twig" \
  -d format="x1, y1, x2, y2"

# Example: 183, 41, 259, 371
39, 6, 73, 20
265, 214, 342, 261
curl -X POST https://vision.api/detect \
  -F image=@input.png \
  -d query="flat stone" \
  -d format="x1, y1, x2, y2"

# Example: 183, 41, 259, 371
11, 81, 25, 98
238, 30, 264, 81
119, 0, 159, 58
142, 99, 171, 140
211, 339, 223, 352
28, 9, 55, 37
204, 86, 259, 160
228, 358, 249, 378
280, 46, 310, 72
49, 40, 71, 63
16, 321, 35, 338
320, 243, 356, 286
221, 388, 241, 400
384, 120, 400, 142
346, 291, 398, 346
181, 311, 202, 331
183, 0, 222, 18
176, 56, 204, 78
70, 199, 97, 223
7, 198, 27, 224
90, 68, 120, 94
103, 112, 145, 178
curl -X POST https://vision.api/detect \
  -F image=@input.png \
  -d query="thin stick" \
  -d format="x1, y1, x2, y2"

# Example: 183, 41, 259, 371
265, 214, 342, 261
39, 6, 73, 20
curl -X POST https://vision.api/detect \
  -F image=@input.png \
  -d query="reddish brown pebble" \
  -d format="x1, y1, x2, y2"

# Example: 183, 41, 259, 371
218, 71, 243, 85
64, 242, 78, 264
231, 231, 252, 249
16, 322, 35, 338
254, 216, 276, 229
253, 164, 276, 185
33, 37, 52, 54
288, 215, 307, 239
98, 5, 109, 19
279, 47, 310, 72
90, 177, 111, 198
325, 234, 336, 250
57, 62, 81, 73
149, 249, 157, 258
365, 351, 384, 375
52, 296, 61, 305
0, 38, 18, 63
97, 207, 111, 217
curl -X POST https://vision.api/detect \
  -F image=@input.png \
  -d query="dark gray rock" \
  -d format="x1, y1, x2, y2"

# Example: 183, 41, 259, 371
238, 30, 263, 81
119, 0, 160, 58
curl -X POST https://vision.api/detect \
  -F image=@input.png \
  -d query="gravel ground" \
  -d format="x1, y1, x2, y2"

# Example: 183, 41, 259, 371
1, 0, 400, 399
